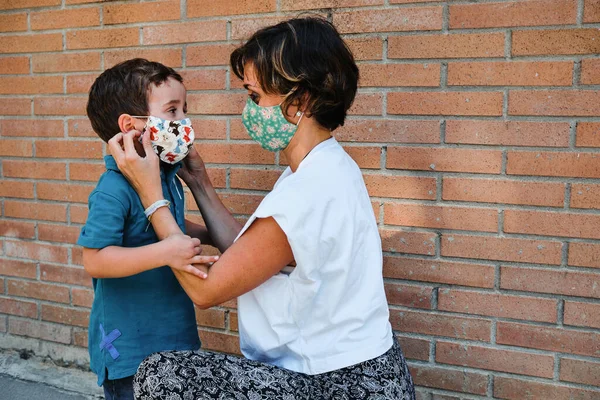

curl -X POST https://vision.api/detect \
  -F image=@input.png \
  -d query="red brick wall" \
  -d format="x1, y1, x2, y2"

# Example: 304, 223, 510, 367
1, 0, 600, 398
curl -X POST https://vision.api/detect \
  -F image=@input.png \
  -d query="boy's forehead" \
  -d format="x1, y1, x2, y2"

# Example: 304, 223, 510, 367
148, 78, 186, 106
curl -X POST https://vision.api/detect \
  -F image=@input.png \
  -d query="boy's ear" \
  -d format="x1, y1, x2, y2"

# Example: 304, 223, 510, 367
118, 114, 143, 133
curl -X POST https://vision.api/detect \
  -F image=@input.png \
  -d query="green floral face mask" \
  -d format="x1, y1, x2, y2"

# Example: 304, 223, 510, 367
241, 97, 304, 152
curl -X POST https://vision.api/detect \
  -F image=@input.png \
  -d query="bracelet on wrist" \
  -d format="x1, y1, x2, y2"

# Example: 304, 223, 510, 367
144, 199, 171, 220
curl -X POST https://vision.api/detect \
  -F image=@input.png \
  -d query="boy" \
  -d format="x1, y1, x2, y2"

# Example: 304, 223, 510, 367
78, 58, 213, 399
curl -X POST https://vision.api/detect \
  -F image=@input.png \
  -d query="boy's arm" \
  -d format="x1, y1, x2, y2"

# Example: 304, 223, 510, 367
83, 234, 216, 279
185, 219, 213, 247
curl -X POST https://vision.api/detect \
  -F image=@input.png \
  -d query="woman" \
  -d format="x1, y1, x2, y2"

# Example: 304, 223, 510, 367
109, 17, 415, 400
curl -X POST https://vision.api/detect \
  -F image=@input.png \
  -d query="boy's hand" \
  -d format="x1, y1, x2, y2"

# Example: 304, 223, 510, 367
177, 146, 207, 187
163, 234, 219, 279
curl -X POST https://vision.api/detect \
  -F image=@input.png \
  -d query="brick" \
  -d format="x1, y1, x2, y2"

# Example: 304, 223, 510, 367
66, 74, 96, 94
500, 266, 600, 299
195, 307, 226, 329
34, 97, 87, 116
571, 183, 600, 209
442, 234, 563, 265
67, 28, 139, 50
0, 140, 32, 157
104, 0, 180, 24
72, 288, 93, 308
345, 37, 383, 61
0, 98, 30, 115
334, 7, 442, 34
384, 256, 495, 288
281, 0, 382, 10
0, 180, 34, 199
348, 93, 383, 116
339, 119, 440, 144
180, 70, 226, 91
0, 76, 62, 95
71, 247, 84, 266
230, 168, 281, 191
389, 33, 505, 59
198, 330, 241, 355
38, 224, 81, 244
513, 29, 600, 56
0, 316, 5, 331
7, 279, 69, 304
0, 0, 60, 9
446, 120, 570, 147
68, 119, 96, 138
0, 259, 37, 279
507, 151, 600, 178
0, 298, 37, 318
438, 289, 558, 323
4, 201, 67, 222
364, 174, 436, 200
42, 304, 89, 328
36, 140, 103, 159
443, 177, 565, 207
387, 147, 502, 174
229, 311, 238, 331
187, 44, 237, 67
396, 335, 429, 361
73, 328, 87, 347
505, 209, 600, 240
436, 341, 554, 378
231, 15, 289, 40
509, 90, 600, 116
581, 58, 600, 84
0, 57, 29, 74
359, 63, 440, 87
584, 0, 600, 22
384, 203, 498, 232
564, 301, 600, 329
494, 376, 600, 400
0, 12, 27, 32
449, 0, 576, 29
569, 242, 600, 268
213, 193, 263, 215
409, 364, 488, 395
379, 229, 437, 256
195, 143, 274, 165
385, 282, 432, 309
0, 119, 64, 138
9, 318, 71, 344
33, 52, 100, 73
69, 162, 104, 182
70, 205, 88, 225
389, 309, 491, 341
143, 21, 226, 45
448, 61, 573, 86
497, 321, 600, 358
5, 241, 68, 264
576, 122, 600, 147
560, 357, 600, 386
31, 7, 100, 30
389, 92, 503, 116
188, 93, 246, 115
104, 48, 183, 69
188, 0, 275, 17
0, 221, 35, 239
342, 146, 380, 169
37, 182, 94, 204
0, 34, 62, 54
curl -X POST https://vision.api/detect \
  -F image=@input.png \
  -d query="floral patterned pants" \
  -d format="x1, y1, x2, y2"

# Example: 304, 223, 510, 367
133, 338, 415, 400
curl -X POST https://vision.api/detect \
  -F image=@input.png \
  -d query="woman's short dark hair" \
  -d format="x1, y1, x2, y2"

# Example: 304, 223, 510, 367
230, 17, 359, 132
87, 58, 183, 142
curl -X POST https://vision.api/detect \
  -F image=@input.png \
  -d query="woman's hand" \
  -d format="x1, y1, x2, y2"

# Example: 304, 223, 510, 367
162, 234, 219, 279
177, 146, 207, 188
108, 130, 163, 208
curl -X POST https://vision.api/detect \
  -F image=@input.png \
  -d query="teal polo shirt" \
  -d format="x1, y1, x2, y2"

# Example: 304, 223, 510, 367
77, 155, 200, 386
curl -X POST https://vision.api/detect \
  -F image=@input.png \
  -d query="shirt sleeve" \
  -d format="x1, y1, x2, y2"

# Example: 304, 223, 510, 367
77, 191, 127, 249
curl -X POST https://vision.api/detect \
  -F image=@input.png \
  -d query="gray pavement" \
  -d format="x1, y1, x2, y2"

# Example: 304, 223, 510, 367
0, 374, 91, 400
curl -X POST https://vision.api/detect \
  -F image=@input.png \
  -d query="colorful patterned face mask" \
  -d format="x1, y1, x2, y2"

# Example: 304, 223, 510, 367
134, 116, 195, 164
241, 97, 304, 152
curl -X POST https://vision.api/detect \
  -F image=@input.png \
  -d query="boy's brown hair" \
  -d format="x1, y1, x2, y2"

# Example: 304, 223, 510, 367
86, 58, 183, 142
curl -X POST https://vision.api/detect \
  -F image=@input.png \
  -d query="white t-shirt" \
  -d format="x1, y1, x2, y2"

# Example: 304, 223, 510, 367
235, 137, 393, 375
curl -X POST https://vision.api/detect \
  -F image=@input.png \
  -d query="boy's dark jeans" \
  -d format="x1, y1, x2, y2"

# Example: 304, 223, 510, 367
103, 375, 134, 400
